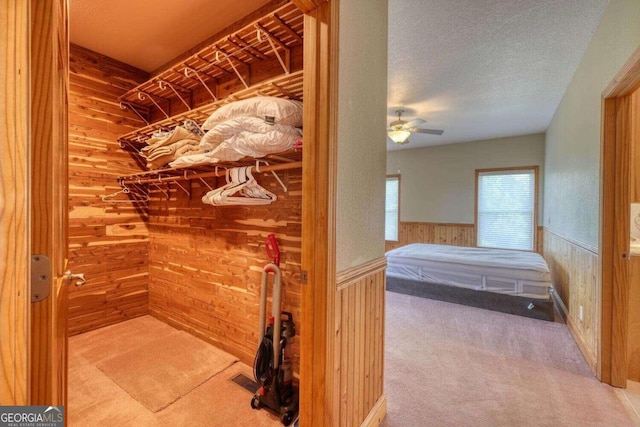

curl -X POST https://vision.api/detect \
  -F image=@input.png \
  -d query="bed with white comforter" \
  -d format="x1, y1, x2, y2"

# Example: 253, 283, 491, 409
386, 243, 555, 320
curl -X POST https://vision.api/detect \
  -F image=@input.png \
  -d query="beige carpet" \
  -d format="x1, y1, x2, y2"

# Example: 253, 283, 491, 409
96, 330, 237, 411
385, 291, 635, 427
69, 316, 280, 426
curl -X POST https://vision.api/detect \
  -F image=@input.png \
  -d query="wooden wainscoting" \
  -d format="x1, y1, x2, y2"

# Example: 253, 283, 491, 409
386, 221, 545, 254
67, 45, 151, 335
334, 258, 387, 427
543, 228, 598, 371
147, 169, 302, 371
385, 222, 476, 252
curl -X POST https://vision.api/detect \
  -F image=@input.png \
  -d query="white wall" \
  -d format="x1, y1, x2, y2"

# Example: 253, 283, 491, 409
544, 0, 640, 250
335, 0, 388, 272
387, 134, 545, 224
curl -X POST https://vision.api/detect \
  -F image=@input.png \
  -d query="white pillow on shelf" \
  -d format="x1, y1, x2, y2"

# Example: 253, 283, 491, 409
200, 116, 301, 150
201, 96, 303, 130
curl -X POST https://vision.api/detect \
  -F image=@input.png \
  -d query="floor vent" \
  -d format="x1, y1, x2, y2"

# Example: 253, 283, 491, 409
230, 373, 259, 394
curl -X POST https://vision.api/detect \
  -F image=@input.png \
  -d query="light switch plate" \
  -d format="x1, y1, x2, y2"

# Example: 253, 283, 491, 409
631, 203, 640, 239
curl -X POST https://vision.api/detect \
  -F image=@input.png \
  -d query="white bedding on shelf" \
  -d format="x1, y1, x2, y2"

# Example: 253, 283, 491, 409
199, 116, 302, 150
169, 127, 301, 167
386, 243, 553, 300
202, 96, 303, 130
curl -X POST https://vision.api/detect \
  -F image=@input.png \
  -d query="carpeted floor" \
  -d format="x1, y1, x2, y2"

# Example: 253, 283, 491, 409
70, 297, 636, 426
68, 316, 281, 427
384, 291, 636, 427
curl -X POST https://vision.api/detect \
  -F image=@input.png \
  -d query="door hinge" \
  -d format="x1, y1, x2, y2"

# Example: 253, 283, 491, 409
300, 270, 308, 284
31, 255, 51, 302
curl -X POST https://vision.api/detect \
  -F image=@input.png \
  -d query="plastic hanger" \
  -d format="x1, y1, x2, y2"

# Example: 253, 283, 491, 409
202, 166, 276, 206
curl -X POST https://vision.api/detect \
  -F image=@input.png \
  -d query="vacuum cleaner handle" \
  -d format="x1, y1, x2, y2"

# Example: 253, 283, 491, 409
265, 233, 280, 266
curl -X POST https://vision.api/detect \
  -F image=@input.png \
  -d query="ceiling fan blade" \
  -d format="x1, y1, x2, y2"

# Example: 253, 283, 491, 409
402, 118, 426, 129
410, 128, 445, 135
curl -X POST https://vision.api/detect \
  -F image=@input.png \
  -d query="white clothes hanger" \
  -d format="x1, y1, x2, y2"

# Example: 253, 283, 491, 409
202, 166, 276, 206
241, 166, 277, 200
201, 168, 239, 205
102, 183, 148, 203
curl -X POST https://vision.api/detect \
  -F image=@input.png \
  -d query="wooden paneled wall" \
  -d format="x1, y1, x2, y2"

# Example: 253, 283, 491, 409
333, 259, 387, 427
147, 170, 302, 370
385, 222, 476, 252
67, 45, 151, 335
386, 221, 544, 254
543, 228, 598, 371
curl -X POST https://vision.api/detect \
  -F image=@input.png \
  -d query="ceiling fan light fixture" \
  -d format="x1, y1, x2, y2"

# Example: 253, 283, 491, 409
388, 129, 411, 144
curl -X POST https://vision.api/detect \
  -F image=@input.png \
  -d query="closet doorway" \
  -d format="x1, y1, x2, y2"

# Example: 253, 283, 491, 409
24, 1, 337, 426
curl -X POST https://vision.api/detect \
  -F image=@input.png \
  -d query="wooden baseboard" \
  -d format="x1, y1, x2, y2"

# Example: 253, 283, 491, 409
360, 394, 387, 427
551, 290, 597, 374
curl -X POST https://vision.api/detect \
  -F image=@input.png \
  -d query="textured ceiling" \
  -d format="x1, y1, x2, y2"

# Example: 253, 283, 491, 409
69, 0, 272, 72
387, 0, 609, 150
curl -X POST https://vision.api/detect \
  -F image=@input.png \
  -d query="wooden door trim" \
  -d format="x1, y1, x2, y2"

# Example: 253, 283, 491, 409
300, 0, 338, 425
0, 0, 31, 406
30, 0, 69, 405
600, 46, 640, 386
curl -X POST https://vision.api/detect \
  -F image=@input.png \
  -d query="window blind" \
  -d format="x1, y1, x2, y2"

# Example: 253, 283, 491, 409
477, 169, 535, 251
385, 177, 399, 241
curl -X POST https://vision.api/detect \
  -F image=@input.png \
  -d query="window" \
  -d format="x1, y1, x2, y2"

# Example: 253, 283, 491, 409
385, 175, 400, 241
476, 167, 537, 251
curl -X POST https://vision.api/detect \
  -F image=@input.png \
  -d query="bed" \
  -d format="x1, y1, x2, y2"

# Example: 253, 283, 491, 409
385, 243, 555, 321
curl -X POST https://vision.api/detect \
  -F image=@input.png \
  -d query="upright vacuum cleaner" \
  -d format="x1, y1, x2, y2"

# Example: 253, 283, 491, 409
251, 234, 299, 425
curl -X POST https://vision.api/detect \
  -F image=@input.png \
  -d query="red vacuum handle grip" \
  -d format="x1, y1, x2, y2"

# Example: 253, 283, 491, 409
265, 233, 280, 266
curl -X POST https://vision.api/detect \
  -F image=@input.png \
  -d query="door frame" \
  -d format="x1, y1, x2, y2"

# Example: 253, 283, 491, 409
600, 46, 640, 386
294, 0, 339, 425
29, 0, 69, 406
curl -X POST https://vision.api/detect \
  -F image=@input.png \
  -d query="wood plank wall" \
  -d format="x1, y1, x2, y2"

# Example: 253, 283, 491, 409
385, 222, 476, 252
543, 228, 598, 371
333, 259, 386, 427
147, 169, 302, 370
67, 45, 151, 335
385, 221, 544, 254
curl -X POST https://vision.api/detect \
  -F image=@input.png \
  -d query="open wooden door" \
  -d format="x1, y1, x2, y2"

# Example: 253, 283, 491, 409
29, 0, 70, 406
601, 47, 640, 387
0, 0, 69, 406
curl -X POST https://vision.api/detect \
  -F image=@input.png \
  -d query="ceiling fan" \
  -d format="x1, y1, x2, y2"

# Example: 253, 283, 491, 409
387, 109, 444, 145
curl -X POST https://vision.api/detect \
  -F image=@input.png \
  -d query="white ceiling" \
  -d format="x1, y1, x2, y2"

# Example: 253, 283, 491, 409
69, 0, 272, 72
387, 0, 609, 150
70, 1, 609, 150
